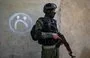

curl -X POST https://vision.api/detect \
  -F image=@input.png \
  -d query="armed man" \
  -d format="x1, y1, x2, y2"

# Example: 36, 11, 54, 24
31, 3, 75, 58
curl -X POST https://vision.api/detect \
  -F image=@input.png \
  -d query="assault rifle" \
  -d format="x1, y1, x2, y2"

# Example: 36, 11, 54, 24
56, 33, 76, 58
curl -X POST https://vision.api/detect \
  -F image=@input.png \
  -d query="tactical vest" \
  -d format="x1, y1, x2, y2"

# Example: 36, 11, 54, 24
41, 17, 58, 33
38, 17, 59, 45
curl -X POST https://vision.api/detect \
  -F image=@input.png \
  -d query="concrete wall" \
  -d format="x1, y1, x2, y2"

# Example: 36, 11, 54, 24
60, 0, 90, 58
0, 0, 90, 58
0, 0, 60, 58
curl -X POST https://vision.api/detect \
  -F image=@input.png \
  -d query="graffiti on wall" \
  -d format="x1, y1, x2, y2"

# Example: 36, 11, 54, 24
9, 13, 32, 34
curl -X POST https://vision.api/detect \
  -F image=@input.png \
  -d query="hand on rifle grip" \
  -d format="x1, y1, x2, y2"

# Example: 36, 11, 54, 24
52, 33, 60, 40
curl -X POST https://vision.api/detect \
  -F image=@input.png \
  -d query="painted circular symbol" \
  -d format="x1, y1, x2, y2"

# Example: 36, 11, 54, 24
9, 13, 32, 33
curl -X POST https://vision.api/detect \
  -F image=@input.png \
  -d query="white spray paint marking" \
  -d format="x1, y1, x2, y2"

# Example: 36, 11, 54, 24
23, 16, 27, 20
14, 20, 28, 30
9, 13, 32, 34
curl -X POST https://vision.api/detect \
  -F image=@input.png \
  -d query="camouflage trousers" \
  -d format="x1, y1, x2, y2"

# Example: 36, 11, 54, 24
41, 45, 59, 58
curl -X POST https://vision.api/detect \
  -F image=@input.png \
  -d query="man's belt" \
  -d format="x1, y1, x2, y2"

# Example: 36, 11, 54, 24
43, 45, 56, 49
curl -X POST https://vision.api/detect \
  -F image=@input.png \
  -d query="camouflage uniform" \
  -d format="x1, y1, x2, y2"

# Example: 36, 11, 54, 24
35, 17, 60, 58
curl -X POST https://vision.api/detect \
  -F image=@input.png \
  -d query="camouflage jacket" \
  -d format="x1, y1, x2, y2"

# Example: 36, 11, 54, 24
34, 17, 59, 45
34, 17, 73, 55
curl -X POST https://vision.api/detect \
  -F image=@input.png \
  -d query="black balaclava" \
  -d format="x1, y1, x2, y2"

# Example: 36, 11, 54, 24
45, 10, 56, 18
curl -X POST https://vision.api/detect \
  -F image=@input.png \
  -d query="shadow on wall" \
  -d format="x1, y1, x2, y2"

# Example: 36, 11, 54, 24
79, 47, 90, 58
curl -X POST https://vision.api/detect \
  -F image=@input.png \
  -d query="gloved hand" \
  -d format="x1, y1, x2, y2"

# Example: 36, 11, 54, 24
52, 33, 60, 40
